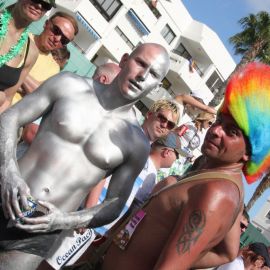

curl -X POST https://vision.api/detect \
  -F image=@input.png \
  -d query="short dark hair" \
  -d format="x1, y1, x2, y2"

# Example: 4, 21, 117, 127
50, 12, 79, 35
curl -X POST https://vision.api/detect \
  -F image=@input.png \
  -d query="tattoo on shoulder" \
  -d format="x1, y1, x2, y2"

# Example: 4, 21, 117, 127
176, 209, 206, 255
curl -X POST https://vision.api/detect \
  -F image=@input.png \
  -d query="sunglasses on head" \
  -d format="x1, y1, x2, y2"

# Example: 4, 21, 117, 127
49, 21, 71, 45
155, 113, 176, 130
31, 0, 52, 11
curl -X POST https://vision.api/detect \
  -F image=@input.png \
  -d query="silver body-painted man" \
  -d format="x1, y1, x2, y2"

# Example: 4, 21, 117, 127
0, 43, 170, 270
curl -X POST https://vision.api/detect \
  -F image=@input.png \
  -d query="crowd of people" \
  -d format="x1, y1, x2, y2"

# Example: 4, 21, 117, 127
0, 1, 269, 270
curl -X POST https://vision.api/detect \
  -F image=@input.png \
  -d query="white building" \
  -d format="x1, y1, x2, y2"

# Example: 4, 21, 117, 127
55, 0, 236, 112
252, 196, 270, 241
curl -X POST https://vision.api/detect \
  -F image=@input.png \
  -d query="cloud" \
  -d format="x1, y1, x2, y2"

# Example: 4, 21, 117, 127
246, 0, 270, 13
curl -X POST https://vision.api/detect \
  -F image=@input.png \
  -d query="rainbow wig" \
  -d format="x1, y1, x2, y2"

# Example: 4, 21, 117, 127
220, 62, 270, 184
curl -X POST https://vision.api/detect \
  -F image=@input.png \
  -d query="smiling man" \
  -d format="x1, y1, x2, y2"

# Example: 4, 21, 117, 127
0, 43, 170, 270
21, 11, 78, 94
94, 62, 270, 270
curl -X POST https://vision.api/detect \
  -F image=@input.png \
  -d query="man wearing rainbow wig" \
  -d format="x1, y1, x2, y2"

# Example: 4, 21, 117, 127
87, 62, 270, 270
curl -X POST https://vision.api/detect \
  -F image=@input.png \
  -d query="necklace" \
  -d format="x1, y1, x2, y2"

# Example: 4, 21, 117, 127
0, 9, 29, 67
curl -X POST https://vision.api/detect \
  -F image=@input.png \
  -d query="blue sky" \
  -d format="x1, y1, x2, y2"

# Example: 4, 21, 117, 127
181, 0, 270, 218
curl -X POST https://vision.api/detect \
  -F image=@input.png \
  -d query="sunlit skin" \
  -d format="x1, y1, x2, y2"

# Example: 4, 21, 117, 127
101, 114, 249, 270
201, 113, 249, 167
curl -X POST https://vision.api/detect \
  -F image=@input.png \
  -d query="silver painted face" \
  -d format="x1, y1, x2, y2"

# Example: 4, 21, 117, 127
117, 46, 169, 100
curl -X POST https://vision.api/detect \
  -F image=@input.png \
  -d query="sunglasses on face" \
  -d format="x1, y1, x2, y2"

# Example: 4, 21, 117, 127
240, 222, 248, 231
173, 149, 179, 159
155, 113, 176, 130
164, 148, 179, 160
30, 0, 52, 11
49, 21, 71, 45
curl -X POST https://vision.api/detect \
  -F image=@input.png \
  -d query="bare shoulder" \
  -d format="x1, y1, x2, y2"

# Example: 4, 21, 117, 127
43, 72, 92, 96
188, 178, 241, 212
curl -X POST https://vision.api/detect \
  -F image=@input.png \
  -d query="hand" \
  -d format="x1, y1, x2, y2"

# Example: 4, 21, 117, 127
15, 201, 72, 233
1, 171, 31, 220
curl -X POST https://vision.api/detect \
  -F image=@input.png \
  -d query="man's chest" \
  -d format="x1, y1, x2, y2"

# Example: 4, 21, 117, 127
48, 99, 137, 170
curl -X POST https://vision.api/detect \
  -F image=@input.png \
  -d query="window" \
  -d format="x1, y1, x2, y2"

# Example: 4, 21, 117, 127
135, 101, 148, 116
90, 0, 122, 21
144, 0, 161, 19
206, 71, 223, 94
173, 43, 192, 60
115, 27, 135, 50
161, 24, 176, 45
266, 210, 270, 220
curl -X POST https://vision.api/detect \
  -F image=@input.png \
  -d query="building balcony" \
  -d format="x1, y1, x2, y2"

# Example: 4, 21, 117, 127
167, 52, 214, 104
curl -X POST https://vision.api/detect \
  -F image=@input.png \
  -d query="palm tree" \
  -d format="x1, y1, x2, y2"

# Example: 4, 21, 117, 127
246, 173, 270, 211
209, 11, 270, 106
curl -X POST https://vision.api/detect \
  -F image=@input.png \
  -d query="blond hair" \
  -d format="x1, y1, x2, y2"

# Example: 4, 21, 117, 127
149, 99, 180, 124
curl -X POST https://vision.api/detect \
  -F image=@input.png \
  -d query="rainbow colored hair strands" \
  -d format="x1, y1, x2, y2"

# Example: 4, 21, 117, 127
220, 62, 270, 184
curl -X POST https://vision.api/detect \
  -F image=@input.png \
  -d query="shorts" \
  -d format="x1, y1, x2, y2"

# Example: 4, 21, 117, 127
0, 207, 61, 257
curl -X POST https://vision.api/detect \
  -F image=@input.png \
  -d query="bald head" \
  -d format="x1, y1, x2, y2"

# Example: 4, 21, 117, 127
92, 63, 121, 84
130, 43, 170, 78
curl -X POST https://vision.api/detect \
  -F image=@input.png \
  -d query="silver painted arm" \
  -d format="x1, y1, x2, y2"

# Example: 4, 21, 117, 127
0, 73, 71, 220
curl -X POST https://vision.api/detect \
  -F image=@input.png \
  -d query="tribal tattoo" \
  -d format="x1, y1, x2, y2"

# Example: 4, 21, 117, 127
176, 209, 206, 255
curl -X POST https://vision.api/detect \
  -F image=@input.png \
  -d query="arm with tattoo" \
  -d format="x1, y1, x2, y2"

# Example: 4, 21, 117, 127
153, 180, 240, 270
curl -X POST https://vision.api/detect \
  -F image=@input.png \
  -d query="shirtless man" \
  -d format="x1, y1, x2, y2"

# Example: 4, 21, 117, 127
0, 43, 170, 270
98, 62, 270, 270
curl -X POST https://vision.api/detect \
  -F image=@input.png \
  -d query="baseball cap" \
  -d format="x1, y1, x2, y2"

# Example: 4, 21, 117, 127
249, 242, 270, 267
155, 132, 182, 157
43, 0, 56, 8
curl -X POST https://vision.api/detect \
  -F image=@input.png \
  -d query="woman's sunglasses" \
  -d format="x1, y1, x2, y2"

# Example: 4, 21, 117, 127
31, 0, 53, 11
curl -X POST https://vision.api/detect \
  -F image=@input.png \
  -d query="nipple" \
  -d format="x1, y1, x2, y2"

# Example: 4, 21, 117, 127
42, 187, 50, 193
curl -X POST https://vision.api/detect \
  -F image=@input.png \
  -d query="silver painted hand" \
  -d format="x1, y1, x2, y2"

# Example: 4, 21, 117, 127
14, 200, 80, 233
0, 167, 31, 220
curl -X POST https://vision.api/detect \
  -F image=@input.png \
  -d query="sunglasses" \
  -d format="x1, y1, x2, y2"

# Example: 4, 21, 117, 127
31, 0, 52, 11
49, 21, 71, 45
240, 222, 248, 231
155, 113, 176, 130
172, 149, 179, 159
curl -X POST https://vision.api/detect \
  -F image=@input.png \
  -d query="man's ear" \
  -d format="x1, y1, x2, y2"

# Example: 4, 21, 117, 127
99, 75, 107, 84
146, 111, 153, 119
119, 53, 129, 68
242, 153, 250, 162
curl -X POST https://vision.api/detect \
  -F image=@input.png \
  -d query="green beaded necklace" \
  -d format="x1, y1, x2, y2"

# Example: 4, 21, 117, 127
0, 9, 29, 67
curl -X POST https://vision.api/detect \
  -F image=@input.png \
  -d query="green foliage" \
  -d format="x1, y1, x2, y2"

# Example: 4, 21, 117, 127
229, 11, 270, 64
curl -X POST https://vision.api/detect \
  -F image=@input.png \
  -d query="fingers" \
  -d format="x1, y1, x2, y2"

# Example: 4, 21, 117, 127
20, 215, 50, 225
12, 192, 23, 219
15, 222, 50, 233
37, 200, 54, 212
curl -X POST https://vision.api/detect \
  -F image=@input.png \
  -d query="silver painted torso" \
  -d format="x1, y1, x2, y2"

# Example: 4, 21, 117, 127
18, 76, 147, 212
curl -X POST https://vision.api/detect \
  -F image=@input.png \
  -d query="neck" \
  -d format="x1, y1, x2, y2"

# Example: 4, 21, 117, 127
196, 156, 244, 173
96, 79, 136, 111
